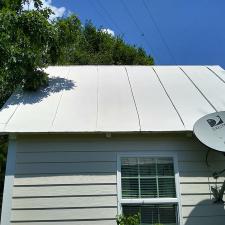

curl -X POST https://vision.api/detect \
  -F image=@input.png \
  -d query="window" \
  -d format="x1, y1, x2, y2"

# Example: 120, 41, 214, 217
117, 155, 180, 225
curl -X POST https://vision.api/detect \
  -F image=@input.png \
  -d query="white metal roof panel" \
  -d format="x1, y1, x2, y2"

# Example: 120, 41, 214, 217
4, 67, 69, 132
52, 66, 98, 132
181, 66, 225, 111
0, 66, 65, 126
0, 91, 23, 125
154, 66, 215, 130
207, 65, 225, 82
0, 65, 225, 133
97, 66, 140, 131
126, 66, 184, 131
0, 123, 4, 131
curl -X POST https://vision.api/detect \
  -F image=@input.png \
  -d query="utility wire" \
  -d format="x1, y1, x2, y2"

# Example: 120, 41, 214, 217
142, 0, 177, 64
88, 1, 113, 29
120, 0, 159, 62
96, 0, 124, 35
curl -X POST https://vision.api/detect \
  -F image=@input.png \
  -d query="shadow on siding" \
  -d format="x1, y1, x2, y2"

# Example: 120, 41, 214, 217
184, 199, 225, 225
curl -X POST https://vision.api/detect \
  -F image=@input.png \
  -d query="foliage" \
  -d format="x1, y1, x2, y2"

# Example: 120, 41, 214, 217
117, 213, 141, 225
116, 213, 164, 225
0, 1, 57, 108
52, 18, 154, 66
117, 214, 140, 225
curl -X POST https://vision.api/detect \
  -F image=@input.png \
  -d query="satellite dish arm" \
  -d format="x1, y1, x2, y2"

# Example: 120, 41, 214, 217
213, 168, 225, 179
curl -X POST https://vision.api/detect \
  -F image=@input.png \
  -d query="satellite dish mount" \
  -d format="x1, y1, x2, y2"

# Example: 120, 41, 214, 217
194, 111, 225, 204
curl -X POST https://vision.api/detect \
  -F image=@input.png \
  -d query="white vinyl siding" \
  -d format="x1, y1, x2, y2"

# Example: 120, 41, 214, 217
3, 134, 225, 225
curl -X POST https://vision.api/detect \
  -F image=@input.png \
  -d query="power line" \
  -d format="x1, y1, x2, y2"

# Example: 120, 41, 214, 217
142, 0, 177, 64
120, 0, 159, 62
88, 1, 112, 28
96, 0, 124, 35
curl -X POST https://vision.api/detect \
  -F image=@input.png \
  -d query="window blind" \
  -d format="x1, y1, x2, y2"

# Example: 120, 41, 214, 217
121, 157, 176, 199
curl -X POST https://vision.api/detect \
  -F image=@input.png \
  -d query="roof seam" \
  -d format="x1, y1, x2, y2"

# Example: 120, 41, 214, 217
51, 68, 71, 127
3, 92, 24, 130
152, 67, 186, 129
124, 66, 141, 131
179, 66, 218, 112
206, 66, 225, 83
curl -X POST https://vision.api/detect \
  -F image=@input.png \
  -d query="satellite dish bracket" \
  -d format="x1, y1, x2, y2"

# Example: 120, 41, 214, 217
213, 168, 225, 179
205, 148, 225, 168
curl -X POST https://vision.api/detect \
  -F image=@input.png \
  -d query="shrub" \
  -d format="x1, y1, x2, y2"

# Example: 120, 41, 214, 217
116, 213, 140, 225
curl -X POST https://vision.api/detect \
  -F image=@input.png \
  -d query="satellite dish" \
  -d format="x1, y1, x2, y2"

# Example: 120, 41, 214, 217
194, 111, 225, 152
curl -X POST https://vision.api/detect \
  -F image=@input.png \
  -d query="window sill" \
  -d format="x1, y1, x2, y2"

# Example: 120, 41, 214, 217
121, 198, 178, 204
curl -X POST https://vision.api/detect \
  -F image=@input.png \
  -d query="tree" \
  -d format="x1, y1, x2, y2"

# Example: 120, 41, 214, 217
53, 18, 154, 65
0, 0, 58, 108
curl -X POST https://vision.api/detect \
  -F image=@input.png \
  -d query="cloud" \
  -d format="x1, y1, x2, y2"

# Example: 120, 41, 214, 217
23, 0, 66, 20
101, 28, 115, 36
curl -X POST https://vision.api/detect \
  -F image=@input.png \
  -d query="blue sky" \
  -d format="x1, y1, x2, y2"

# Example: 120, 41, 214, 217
51, 0, 225, 67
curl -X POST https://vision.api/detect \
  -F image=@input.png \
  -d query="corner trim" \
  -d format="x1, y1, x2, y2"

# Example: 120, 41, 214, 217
0, 136, 17, 225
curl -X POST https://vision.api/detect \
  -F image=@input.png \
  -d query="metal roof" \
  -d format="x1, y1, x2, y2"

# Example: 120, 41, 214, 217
0, 65, 224, 133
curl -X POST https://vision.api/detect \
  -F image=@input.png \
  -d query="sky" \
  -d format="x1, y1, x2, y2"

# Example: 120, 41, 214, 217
44, 0, 225, 67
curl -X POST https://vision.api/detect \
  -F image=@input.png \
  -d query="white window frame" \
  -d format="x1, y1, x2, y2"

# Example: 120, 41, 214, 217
117, 152, 183, 225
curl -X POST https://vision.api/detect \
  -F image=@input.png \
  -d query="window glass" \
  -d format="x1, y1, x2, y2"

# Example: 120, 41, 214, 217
122, 178, 139, 198
123, 204, 178, 225
139, 158, 156, 176
158, 178, 176, 197
140, 178, 157, 198
121, 157, 138, 177
121, 157, 176, 198
157, 158, 174, 176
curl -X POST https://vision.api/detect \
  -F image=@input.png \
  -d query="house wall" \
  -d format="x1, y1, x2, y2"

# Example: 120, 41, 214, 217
3, 133, 225, 225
